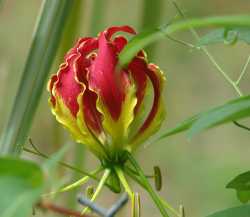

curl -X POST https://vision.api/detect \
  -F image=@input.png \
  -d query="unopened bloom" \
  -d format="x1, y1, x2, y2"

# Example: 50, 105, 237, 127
48, 26, 165, 163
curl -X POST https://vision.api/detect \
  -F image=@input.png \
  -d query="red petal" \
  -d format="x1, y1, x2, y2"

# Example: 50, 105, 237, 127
128, 57, 147, 114
82, 89, 103, 134
78, 38, 98, 55
65, 37, 92, 59
137, 64, 161, 133
55, 54, 83, 117
106, 25, 136, 39
89, 32, 128, 120
113, 36, 128, 53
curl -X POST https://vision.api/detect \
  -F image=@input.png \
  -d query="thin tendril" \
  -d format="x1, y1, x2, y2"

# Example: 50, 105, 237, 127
233, 121, 250, 131
43, 167, 102, 197
236, 54, 250, 85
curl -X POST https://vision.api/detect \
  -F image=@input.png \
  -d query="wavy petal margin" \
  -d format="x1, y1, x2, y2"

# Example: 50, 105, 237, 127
49, 93, 105, 159
130, 64, 166, 149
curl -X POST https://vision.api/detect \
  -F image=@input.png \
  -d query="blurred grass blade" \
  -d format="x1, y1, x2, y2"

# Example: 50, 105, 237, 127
89, 0, 106, 36
140, 0, 163, 59
0, 0, 74, 156
206, 205, 250, 217
119, 15, 250, 67
0, 157, 44, 217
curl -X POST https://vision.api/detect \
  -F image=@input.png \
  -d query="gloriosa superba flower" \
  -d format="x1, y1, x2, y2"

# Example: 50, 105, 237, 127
48, 25, 166, 165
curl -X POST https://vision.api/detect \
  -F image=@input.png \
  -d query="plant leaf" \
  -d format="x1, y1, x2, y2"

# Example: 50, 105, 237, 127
206, 205, 250, 217
157, 95, 250, 140
227, 171, 250, 203
187, 95, 250, 138
227, 171, 250, 191
0, 157, 44, 217
197, 27, 250, 46
0, 0, 74, 155
157, 115, 198, 139
119, 15, 250, 67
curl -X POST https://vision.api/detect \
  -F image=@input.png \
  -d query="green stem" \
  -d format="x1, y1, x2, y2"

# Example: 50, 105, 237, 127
126, 152, 170, 217
115, 166, 137, 217
236, 54, 250, 85
170, 0, 244, 97
44, 167, 102, 196
81, 169, 111, 214
115, 166, 134, 198
124, 166, 180, 217
140, 0, 163, 59
119, 15, 250, 67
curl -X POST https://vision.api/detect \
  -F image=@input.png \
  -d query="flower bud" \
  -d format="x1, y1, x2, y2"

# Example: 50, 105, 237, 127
48, 26, 166, 161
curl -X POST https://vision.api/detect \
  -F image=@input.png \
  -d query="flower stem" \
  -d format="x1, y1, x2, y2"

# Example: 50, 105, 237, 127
126, 152, 171, 217
81, 169, 111, 214
43, 167, 102, 196
115, 166, 138, 217
124, 165, 181, 217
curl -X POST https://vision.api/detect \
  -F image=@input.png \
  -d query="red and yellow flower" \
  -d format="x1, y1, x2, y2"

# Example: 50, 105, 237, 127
48, 26, 165, 163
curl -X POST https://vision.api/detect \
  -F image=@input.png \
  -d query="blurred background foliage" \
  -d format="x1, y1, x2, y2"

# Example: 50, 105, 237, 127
1, 0, 250, 216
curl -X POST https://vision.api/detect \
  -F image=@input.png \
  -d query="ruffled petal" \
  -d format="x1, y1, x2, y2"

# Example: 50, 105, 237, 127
49, 91, 106, 159
106, 25, 136, 39
130, 64, 166, 148
89, 32, 128, 120
54, 54, 83, 117
113, 36, 128, 53
128, 56, 148, 114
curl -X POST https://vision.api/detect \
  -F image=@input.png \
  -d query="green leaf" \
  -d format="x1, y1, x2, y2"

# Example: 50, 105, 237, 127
227, 171, 250, 203
0, 0, 74, 156
158, 96, 250, 140
158, 115, 198, 139
227, 171, 250, 191
0, 157, 44, 217
206, 205, 250, 217
119, 15, 250, 67
187, 95, 250, 138
197, 27, 250, 46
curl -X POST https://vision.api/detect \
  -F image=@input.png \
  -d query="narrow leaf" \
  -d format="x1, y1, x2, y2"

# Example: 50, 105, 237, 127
158, 96, 250, 140
187, 96, 250, 138
158, 115, 198, 139
0, 0, 74, 155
